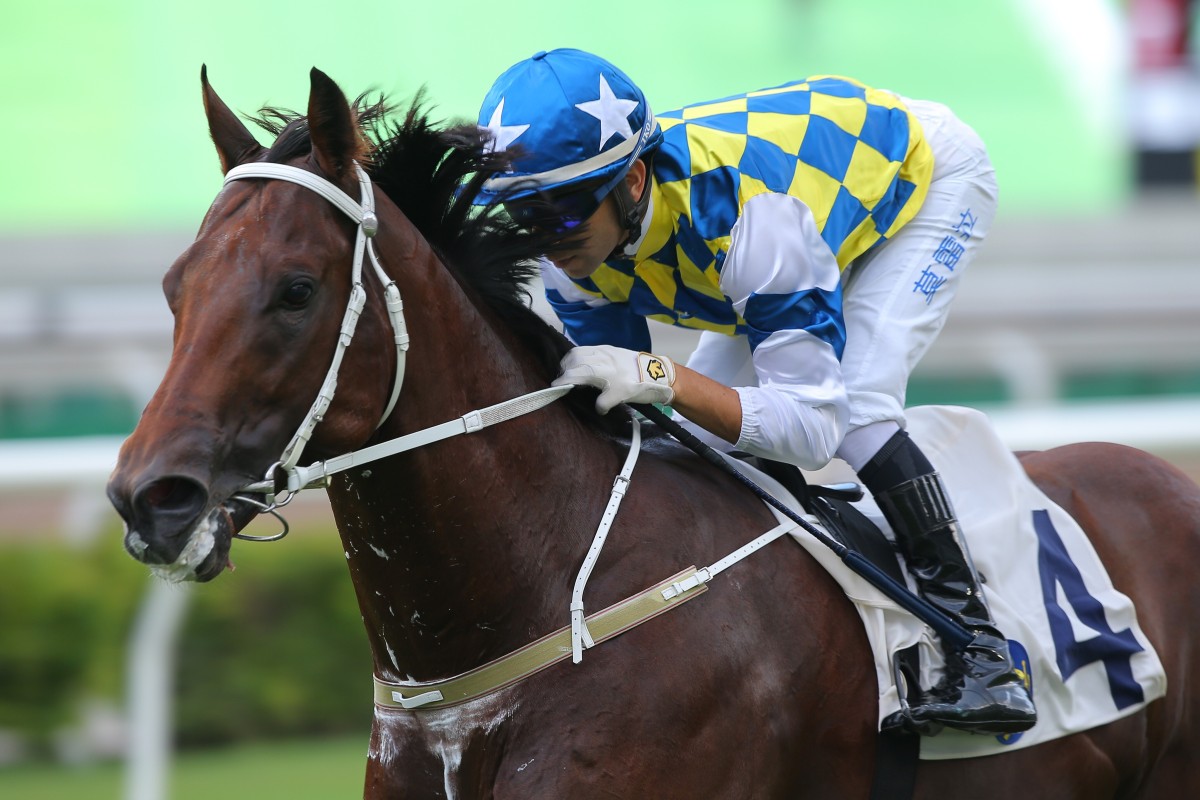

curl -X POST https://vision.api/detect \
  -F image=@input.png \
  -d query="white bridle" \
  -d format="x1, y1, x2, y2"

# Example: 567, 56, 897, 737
224, 162, 410, 492
210, 161, 800, 695
221, 160, 570, 537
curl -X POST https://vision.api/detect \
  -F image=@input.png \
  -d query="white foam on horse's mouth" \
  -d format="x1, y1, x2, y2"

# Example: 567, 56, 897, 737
149, 510, 218, 583
126, 529, 149, 557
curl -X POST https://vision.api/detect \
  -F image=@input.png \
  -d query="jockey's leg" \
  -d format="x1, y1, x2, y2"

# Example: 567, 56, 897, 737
832, 98, 1033, 735
856, 428, 1037, 736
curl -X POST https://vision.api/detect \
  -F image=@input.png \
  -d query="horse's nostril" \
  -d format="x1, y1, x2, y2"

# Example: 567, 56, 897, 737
133, 476, 208, 520
141, 480, 184, 508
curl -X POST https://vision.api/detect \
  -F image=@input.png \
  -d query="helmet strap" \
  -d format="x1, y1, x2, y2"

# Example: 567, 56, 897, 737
606, 156, 654, 261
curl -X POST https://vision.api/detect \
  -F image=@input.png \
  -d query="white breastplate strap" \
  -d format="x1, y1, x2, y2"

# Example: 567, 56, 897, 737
660, 504, 807, 600
571, 421, 642, 663
223, 161, 410, 487
373, 420, 817, 711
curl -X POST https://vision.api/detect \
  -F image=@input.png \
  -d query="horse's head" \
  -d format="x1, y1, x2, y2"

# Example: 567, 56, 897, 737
107, 68, 396, 581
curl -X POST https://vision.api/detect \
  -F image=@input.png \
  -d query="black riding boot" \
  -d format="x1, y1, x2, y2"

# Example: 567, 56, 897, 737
859, 432, 1037, 737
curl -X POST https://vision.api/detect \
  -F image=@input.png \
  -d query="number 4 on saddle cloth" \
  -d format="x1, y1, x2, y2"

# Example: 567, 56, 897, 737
742, 405, 1167, 760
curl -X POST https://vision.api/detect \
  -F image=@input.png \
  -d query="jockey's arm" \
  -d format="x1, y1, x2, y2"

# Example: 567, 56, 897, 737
663, 365, 744, 446
692, 192, 848, 469
545, 194, 849, 470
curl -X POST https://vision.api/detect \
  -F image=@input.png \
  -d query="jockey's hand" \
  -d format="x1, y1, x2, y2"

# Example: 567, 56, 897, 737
552, 345, 676, 413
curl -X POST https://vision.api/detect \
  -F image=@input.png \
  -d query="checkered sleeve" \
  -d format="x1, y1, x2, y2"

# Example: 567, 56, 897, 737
540, 259, 652, 350
719, 193, 849, 468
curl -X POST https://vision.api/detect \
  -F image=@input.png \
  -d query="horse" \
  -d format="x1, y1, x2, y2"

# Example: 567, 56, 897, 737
106, 67, 1200, 798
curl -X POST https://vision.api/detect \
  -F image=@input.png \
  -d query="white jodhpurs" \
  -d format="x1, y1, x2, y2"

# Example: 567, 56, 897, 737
835, 99, 998, 471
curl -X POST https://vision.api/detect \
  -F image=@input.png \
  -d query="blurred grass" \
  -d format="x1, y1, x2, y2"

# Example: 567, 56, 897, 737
0, 735, 368, 799
0, 512, 372, 752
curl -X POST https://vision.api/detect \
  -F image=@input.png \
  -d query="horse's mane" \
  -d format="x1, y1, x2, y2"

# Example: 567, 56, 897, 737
248, 94, 630, 437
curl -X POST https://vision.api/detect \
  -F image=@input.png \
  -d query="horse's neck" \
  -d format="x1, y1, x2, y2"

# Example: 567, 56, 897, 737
331, 230, 625, 682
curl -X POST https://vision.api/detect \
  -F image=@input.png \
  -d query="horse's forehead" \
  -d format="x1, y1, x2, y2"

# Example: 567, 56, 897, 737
186, 178, 350, 270
230, 169, 347, 218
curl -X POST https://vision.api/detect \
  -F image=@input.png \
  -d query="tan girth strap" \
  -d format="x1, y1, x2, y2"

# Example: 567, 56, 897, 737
373, 567, 708, 710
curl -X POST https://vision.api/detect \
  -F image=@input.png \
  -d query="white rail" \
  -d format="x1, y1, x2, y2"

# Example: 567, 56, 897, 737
5, 396, 1200, 496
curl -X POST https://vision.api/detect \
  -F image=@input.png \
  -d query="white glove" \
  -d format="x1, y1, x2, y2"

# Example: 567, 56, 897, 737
552, 345, 676, 414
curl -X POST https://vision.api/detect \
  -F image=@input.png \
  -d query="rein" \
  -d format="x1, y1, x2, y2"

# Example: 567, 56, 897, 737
239, 385, 572, 499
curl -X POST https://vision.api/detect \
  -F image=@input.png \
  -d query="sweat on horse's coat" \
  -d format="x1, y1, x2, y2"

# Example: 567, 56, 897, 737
106, 67, 1200, 798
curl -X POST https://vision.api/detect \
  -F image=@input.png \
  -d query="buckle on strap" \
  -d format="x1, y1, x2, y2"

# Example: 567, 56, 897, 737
361, 210, 379, 237
661, 569, 712, 600
390, 689, 444, 709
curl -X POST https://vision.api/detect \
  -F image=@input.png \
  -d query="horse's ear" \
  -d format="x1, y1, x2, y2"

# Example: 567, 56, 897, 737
307, 68, 359, 180
201, 65, 264, 174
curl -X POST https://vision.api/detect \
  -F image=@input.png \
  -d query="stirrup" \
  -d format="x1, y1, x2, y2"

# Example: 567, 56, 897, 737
881, 706, 944, 737
881, 650, 944, 737
886, 661, 1037, 737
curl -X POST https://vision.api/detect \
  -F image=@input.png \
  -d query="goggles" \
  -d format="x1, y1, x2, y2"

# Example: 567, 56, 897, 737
494, 110, 659, 233
505, 169, 627, 233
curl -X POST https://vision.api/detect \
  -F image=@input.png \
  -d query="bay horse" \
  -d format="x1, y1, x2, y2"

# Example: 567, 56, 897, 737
107, 68, 1200, 798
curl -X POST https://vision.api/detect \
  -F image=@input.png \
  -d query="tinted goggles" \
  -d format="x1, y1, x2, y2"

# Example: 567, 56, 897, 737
504, 170, 626, 233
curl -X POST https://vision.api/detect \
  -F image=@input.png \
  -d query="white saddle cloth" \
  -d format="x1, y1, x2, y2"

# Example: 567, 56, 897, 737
772, 405, 1166, 759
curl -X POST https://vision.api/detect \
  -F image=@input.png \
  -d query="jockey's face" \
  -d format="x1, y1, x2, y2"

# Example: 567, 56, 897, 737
548, 161, 646, 280
549, 195, 625, 279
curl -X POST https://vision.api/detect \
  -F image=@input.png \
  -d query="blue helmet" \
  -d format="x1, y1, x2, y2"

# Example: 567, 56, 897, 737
474, 49, 662, 211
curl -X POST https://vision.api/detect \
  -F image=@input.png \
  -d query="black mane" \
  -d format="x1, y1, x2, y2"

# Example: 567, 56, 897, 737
248, 94, 629, 436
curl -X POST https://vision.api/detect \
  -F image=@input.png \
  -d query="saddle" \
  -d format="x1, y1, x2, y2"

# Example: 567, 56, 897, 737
733, 406, 1166, 762
740, 453, 928, 724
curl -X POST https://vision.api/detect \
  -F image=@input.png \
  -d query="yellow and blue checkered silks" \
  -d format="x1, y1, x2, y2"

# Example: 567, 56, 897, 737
547, 76, 935, 352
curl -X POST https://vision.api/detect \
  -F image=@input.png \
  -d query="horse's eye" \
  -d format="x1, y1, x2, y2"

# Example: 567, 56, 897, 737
281, 279, 315, 308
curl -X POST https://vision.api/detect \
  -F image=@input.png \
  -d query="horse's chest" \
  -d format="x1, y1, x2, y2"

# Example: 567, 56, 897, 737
370, 694, 515, 799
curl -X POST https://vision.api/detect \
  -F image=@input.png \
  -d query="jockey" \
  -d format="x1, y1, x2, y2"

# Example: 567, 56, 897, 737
473, 48, 1036, 737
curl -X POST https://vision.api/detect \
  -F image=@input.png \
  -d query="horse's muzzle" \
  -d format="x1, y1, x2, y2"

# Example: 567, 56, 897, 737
108, 474, 237, 582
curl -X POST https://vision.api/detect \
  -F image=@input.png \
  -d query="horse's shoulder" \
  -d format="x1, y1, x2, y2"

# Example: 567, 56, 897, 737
638, 432, 736, 485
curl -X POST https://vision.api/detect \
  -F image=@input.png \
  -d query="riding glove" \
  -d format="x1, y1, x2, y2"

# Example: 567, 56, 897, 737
553, 345, 676, 413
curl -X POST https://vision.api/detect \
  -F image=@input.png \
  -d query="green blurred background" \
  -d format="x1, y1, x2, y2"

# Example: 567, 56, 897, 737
2, 0, 1198, 797
0, 0, 1127, 235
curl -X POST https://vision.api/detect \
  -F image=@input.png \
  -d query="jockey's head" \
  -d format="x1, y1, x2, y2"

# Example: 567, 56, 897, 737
474, 48, 661, 245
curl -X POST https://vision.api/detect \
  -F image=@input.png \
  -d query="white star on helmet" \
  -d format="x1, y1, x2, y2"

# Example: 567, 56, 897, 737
574, 74, 639, 152
482, 97, 530, 156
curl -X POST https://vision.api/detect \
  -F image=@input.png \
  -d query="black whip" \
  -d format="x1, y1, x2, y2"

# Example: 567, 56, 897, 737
629, 402, 974, 651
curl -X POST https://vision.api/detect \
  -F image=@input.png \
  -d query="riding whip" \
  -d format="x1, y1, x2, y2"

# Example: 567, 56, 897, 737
628, 402, 975, 651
